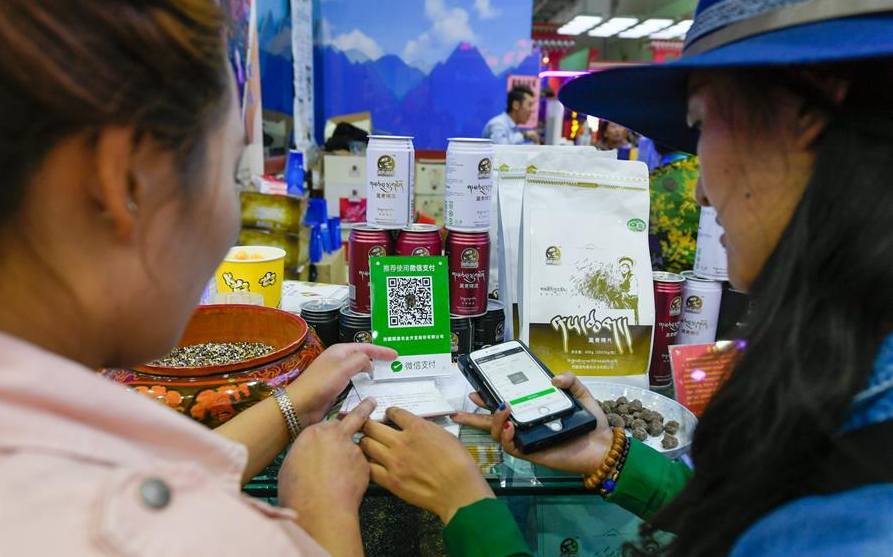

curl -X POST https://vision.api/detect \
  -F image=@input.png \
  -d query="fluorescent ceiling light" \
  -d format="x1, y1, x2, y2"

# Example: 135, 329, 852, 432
539, 69, 589, 78
650, 19, 693, 39
619, 18, 673, 39
556, 15, 603, 35
588, 17, 639, 37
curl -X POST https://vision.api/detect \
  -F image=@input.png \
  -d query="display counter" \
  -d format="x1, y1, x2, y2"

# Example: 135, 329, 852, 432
244, 424, 593, 499
245, 423, 657, 556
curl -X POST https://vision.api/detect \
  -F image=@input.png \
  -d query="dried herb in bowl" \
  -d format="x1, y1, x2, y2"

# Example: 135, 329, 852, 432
149, 342, 275, 368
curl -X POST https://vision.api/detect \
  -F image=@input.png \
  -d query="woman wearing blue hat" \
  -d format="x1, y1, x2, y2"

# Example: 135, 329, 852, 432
360, 1, 893, 556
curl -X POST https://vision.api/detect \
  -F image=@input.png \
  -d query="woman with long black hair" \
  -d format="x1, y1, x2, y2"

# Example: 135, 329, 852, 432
359, 2, 893, 556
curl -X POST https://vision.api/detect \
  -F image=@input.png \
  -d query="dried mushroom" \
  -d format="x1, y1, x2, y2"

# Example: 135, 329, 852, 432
607, 413, 626, 428
594, 398, 683, 451
648, 420, 664, 437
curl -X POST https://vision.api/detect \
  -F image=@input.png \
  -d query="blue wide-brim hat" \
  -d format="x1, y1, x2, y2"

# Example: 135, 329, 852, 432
559, 0, 893, 154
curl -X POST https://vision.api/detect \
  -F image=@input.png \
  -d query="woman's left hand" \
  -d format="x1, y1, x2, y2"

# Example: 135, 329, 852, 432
287, 343, 397, 426
360, 407, 495, 524
452, 372, 613, 475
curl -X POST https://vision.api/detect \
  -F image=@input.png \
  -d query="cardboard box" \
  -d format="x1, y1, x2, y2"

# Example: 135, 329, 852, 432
240, 191, 308, 233
416, 193, 445, 224
415, 160, 445, 195
239, 226, 309, 274
294, 264, 311, 281
324, 154, 366, 221
312, 247, 348, 285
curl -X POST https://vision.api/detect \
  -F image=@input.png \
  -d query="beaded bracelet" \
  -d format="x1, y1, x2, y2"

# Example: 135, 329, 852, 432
583, 427, 628, 493
599, 434, 630, 497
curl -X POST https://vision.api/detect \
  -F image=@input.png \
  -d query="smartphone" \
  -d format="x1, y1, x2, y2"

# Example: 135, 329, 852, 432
469, 340, 574, 426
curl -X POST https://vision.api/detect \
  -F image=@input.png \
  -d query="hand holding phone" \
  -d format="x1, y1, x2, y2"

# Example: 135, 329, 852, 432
458, 341, 599, 453
454, 370, 615, 473
470, 341, 574, 427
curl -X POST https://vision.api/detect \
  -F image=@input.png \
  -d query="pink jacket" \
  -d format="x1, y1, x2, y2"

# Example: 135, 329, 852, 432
0, 332, 328, 557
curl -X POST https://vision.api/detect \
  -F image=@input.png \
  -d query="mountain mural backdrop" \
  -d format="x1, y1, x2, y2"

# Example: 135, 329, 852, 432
258, 0, 294, 115
315, 44, 538, 149
314, 0, 537, 150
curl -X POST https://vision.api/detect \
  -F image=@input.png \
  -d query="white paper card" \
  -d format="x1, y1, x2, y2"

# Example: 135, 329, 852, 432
340, 375, 456, 421
281, 280, 349, 313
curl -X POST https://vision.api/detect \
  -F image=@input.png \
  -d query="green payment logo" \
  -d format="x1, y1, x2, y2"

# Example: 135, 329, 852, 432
627, 218, 646, 232
391, 361, 404, 373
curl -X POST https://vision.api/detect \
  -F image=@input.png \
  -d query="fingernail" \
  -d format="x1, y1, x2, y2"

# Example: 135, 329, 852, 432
504, 421, 511, 430
498, 402, 506, 411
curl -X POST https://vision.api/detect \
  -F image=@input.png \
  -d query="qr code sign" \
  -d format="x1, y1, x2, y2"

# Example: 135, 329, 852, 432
387, 276, 434, 328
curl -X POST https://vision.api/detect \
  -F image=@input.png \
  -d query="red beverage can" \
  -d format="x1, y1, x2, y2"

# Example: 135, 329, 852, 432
396, 223, 443, 256
446, 231, 489, 316
348, 225, 394, 314
649, 271, 685, 387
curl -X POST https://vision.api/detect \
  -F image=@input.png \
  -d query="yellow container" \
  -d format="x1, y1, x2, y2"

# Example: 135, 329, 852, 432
214, 246, 286, 309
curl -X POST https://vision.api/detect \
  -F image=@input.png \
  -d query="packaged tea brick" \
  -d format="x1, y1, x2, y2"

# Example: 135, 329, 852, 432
520, 161, 653, 388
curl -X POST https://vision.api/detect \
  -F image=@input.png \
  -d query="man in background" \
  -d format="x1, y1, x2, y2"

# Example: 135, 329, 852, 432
483, 85, 539, 144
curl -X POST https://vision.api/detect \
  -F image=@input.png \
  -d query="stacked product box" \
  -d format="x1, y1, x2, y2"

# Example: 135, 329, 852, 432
240, 191, 310, 280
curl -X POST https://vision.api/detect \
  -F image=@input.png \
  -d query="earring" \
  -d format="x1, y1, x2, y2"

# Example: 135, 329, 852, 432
126, 200, 138, 212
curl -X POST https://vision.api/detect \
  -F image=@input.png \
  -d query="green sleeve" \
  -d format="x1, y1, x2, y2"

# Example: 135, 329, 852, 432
442, 498, 533, 557
606, 438, 693, 519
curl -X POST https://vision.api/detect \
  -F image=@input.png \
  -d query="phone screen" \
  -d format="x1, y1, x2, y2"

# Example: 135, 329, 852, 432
472, 344, 573, 424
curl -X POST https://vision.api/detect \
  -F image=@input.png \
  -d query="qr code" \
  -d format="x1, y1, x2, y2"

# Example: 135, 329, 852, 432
387, 276, 434, 328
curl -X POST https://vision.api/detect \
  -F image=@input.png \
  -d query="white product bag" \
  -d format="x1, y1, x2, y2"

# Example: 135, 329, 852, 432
493, 145, 613, 340
520, 160, 653, 389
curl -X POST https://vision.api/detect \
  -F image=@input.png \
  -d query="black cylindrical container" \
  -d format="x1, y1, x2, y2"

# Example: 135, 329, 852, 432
716, 283, 750, 339
340, 306, 372, 344
472, 299, 506, 351
300, 299, 343, 348
450, 315, 473, 362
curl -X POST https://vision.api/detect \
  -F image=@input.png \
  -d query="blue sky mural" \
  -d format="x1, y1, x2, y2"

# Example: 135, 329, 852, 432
314, 0, 538, 149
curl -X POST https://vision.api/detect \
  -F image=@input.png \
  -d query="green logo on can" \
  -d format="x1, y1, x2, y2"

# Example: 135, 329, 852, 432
627, 218, 646, 232
391, 361, 404, 373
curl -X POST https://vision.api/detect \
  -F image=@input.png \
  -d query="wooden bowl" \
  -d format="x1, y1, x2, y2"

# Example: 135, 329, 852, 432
99, 305, 324, 428
133, 304, 308, 376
